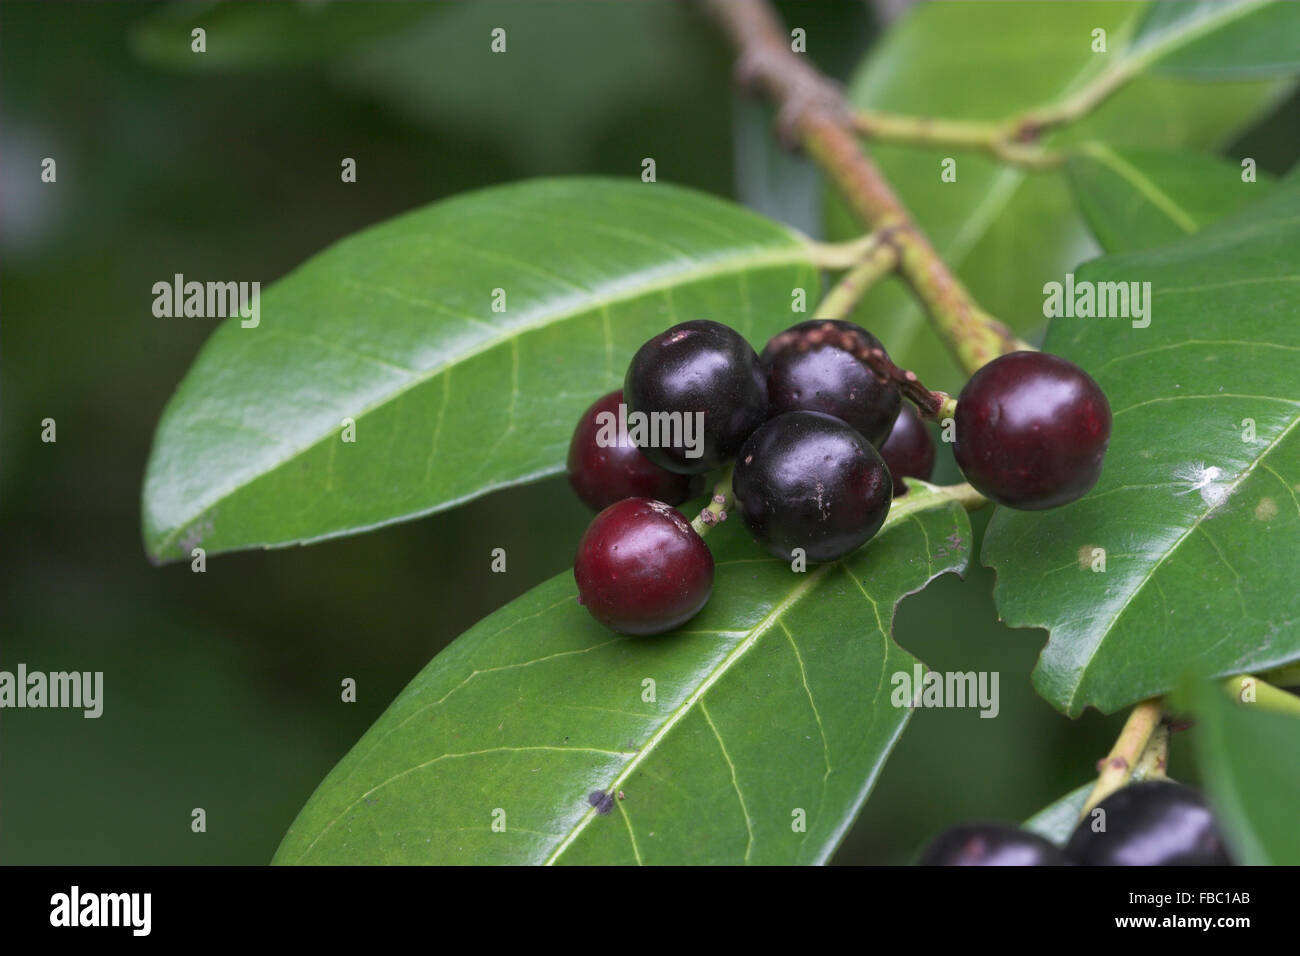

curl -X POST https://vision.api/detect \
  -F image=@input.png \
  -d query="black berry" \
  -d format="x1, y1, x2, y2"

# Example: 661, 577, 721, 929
567, 390, 698, 511
761, 319, 901, 446
878, 402, 935, 496
733, 410, 892, 563
954, 350, 1111, 510
573, 497, 714, 635
1064, 780, 1233, 866
623, 320, 768, 474
917, 823, 1072, 866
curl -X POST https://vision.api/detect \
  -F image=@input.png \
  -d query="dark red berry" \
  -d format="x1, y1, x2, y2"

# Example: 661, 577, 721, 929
954, 351, 1111, 510
761, 319, 901, 446
878, 402, 935, 496
918, 823, 1072, 866
733, 410, 892, 563
1064, 781, 1232, 866
573, 498, 714, 635
567, 391, 698, 511
623, 320, 768, 474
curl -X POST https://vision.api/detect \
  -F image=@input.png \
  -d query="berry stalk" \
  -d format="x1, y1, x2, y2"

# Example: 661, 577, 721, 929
690, 463, 734, 537
811, 234, 898, 321
1080, 699, 1164, 818
881, 480, 988, 528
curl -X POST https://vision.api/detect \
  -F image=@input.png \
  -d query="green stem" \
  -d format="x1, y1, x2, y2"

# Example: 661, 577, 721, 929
1010, 61, 1137, 140
880, 480, 987, 533
851, 109, 1064, 170
691, 464, 735, 537
1132, 722, 1170, 781
804, 232, 888, 270
1222, 675, 1300, 718
811, 237, 898, 320
1080, 698, 1164, 818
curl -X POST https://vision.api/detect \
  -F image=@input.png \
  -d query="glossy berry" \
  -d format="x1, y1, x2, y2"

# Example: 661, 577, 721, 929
733, 410, 892, 563
624, 320, 768, 474
1064, 781, 1232, 866
567, 391, 698, 511
878, 403, 935, 496
573, 498, 714, 636
918, 823, 1072, 866
761, 319, 901, 447
954, 351, 1111, 510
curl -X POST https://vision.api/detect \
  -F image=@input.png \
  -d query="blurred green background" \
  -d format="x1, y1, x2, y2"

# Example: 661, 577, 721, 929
6, 0, 1288, 865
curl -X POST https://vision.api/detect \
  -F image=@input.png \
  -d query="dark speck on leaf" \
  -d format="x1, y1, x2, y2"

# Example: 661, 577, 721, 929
588, 790, 615, 815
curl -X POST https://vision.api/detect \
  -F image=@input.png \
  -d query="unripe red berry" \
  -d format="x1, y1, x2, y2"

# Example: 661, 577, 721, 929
574, 498, 714, 635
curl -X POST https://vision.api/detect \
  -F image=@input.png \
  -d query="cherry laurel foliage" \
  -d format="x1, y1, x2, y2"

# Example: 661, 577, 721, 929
141, 180, 818, 561
275, 502, 972, 865
988, 174, 1300, 716
134, 0, 1300, 864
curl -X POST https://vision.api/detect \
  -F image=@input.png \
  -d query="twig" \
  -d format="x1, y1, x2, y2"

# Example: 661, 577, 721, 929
851, 109, 1064, 170
706, 0, 1029, 375
811, 234, 898, 320
1080, 699, 1163, 818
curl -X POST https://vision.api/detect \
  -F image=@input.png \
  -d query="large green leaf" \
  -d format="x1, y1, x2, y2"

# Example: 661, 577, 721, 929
833, 1, 1297, 390
1185, 681, 1300, 865
986, 180, 1300, 716
142, 178, 818, 561
1065, 146, 1274, 253
273, 492, 973, 865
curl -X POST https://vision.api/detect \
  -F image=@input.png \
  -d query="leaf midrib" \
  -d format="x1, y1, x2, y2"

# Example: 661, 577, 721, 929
150, 240, 815, 557
543, 560, 836, 864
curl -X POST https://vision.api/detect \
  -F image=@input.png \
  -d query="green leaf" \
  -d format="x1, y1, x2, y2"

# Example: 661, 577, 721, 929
1065, 146, 1274, 253
273, 494, 973, 865
985, 180, 1300, 716
1134, 0, 1300, 78
1022, 783, 1092, 844
1185, 680, 1300, 865
141, 178, 817, 561
834, 1, 1296, 390
130, 1, 437, 69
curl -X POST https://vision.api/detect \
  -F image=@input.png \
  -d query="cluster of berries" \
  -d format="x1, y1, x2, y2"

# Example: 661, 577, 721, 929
567, 318, 1111, 635
918, 780, 1232, 866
